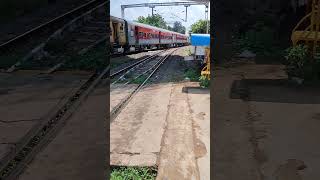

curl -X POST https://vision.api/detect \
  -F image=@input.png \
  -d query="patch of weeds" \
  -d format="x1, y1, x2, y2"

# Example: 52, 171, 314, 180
44, 39, 66, 54
199, 75, 210, 88
169, 74, 183, 82
185, 48, 192, 56
110, 166, 157, 180
0, 54, 22, 69
63, 45, 107, 71
284, 45, 320, 81
111, 58, 133, 69
232, 19, 283, 59
131, 74, 147, 84
185, 69, 199, 81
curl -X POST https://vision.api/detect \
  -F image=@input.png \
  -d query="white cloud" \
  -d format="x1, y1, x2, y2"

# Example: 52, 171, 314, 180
110, 0, 210, 31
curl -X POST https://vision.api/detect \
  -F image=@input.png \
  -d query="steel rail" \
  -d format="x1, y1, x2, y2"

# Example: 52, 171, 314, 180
110, 50, 165, 78
0, 0, 105, 51
110, 48, 177, 122
0, 66, 109, 180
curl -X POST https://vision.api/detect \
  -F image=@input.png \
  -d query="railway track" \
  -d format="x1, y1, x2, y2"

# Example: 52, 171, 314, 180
0, 0, 105, 51
0, 66, 109, 180
110, 48, 178, 122
1, 0, 106, 73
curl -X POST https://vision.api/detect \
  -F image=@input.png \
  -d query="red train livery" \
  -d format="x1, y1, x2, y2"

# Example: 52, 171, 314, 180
110, 15, 189, 53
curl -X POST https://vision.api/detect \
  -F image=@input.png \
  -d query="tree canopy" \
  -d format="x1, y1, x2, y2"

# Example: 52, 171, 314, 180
190, 19, 210, 34
137, 14, 167, 29
172, 21, 186, 34
137, 14, 186, 34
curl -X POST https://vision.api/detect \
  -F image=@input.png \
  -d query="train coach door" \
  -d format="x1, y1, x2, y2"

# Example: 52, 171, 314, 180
112, 23, 119, 44
135, 26, 139, 46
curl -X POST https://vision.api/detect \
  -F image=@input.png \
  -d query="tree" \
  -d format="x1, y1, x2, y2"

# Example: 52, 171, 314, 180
190, 20, 210, 34
137, 14, 167, 29
172, 21, 186, 34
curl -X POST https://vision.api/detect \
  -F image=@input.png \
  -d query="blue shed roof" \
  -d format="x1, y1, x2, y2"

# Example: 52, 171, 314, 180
190, 34, 210, 46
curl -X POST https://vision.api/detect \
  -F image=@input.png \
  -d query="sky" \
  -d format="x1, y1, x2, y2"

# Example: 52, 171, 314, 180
110, 0, 210, 33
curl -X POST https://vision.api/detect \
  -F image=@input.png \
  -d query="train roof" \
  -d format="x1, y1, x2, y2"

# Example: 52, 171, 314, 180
110, 16, 187, 37
110, 15, 125, 23
127, 20, 187, 36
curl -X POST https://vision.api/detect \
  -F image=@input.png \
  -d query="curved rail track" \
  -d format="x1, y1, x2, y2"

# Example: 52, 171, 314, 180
0, 0, 105, 51
110, 48, 178, 122
0, 66, 109, 180
1, 0, 106, 73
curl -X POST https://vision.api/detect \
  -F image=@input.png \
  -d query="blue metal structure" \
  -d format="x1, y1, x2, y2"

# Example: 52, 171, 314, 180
190, 34, 210, 46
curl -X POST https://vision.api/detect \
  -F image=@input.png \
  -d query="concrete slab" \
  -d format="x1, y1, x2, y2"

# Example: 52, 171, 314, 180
19, 83, 107, 180
0, 144, 15, 160
0, 72, 90, 166
214, 64, 320, 180
110, 83, 173, 166
213, 67, 260, 180
156, 83, 200, 180
187, 83, 210, 180
110, 84, 137, 111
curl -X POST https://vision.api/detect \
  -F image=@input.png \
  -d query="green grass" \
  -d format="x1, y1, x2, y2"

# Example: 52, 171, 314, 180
110, 167, 157, 180
185, 69, 200, 81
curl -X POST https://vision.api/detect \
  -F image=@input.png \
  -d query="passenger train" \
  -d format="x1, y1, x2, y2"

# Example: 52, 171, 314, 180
110, 16, 189, 54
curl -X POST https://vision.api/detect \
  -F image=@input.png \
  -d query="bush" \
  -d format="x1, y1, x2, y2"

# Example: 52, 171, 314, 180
185, 69, 199, 81
199, 75, 210, 88
284, 45, 309, 78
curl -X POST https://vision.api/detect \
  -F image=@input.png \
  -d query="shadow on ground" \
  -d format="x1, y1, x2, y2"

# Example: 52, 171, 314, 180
182, 86, 210, 94
230, 79, 320, 104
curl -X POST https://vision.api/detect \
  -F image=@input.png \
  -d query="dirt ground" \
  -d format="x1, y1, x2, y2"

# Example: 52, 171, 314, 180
110, 47, 210, 179
213, 62, 320, 180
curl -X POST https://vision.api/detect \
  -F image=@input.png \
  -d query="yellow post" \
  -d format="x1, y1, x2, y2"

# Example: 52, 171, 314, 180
201, 47, 210, 80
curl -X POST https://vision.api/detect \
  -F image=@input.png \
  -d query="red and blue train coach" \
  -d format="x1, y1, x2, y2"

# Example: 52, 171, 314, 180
126, 21, 162, 51
110, 15, 189, 53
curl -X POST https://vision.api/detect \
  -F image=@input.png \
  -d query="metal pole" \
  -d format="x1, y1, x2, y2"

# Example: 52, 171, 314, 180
152, 7, 154, 16
206, 5, 209, 34
185, 5, 189, 22
121, 6, 125, 18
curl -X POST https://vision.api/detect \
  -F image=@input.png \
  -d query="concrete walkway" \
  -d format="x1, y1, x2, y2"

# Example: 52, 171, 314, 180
213, 63, 320, 180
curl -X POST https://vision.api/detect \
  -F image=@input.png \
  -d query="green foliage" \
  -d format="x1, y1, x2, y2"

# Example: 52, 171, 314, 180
63, 45, 107, 71
283, 45, 320, 80
190, 20, 210, 34
172, 21, 186, 34
233, 22, 279, 56
137, 15, 186, 33
185, 69, 199, 81
110, 167, 156, 180
137, 14, 167, 29
199, 75, 210, 88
